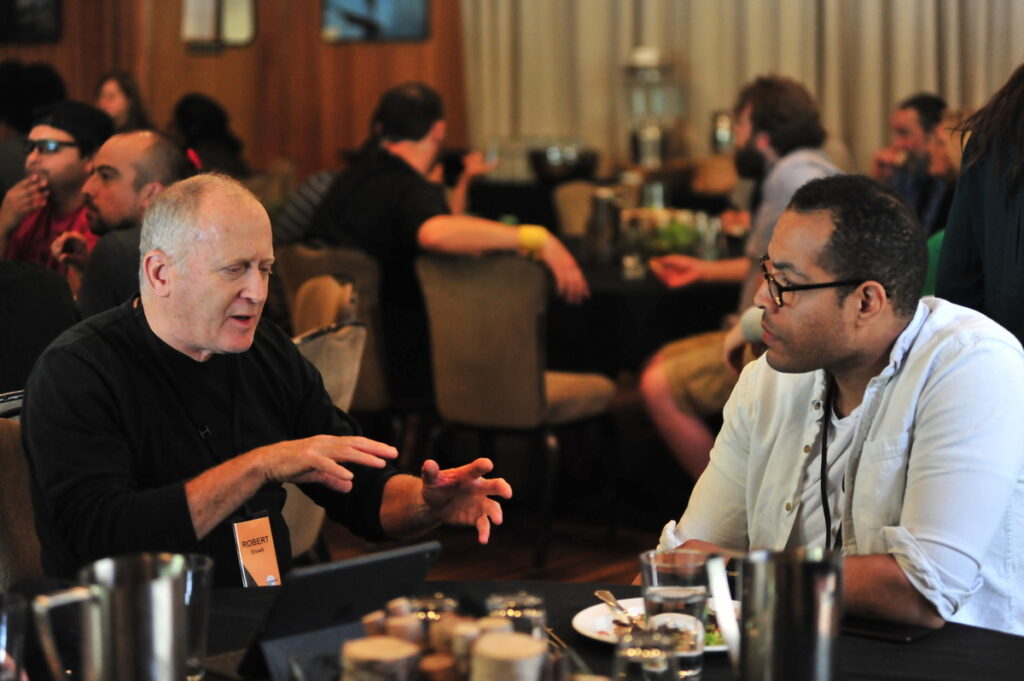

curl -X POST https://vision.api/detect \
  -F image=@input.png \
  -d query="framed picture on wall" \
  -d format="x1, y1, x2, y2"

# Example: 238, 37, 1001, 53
0, 0, 61, 43
321, 0, 430, 42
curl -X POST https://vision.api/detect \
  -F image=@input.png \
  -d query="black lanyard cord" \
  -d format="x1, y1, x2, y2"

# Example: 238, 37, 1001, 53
820, 379, 843, 551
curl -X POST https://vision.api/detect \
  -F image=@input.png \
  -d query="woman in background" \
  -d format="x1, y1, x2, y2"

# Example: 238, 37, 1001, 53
95, 71, 152, 132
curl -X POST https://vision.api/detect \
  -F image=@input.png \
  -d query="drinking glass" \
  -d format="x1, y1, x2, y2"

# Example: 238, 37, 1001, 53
0, 593, 26, 681
484, 591, 547, 639
613, 628, 681, 681
183, 554, 215, 681
639, 550, 708, 678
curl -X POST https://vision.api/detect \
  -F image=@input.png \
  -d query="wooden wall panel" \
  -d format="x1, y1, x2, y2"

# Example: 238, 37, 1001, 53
1, 0, 467, 180
0, 0, 120, 102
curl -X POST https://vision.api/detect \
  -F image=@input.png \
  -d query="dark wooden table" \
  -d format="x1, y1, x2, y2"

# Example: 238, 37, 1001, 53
547, 264, 740, 376
209, 579, 1024, 681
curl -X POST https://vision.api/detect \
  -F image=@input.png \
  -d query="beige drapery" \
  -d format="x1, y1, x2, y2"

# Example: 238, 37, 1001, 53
460, 0, 1024, 174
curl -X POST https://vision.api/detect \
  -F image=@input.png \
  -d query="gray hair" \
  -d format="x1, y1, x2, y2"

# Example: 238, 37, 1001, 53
138, 173, 256, 287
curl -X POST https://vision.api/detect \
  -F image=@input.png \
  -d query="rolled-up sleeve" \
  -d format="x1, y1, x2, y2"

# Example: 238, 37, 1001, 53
882, 334, 1024, 618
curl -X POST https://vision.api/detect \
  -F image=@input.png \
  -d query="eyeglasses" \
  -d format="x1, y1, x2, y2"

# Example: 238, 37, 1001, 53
760, 254, 865, 308
24, 139, 79, 155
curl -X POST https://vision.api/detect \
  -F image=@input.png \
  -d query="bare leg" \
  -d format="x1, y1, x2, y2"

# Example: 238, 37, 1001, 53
639, 355, 714, 480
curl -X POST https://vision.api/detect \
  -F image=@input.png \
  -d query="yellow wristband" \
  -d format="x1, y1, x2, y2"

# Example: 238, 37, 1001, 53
518, 224, 548, 258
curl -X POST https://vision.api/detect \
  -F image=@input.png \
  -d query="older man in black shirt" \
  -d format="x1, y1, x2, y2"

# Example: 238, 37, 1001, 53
23, 173, 511, 586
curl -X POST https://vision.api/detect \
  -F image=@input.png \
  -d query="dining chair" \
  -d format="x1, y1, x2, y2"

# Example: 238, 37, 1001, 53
0, 391, 43, 590
283, 321, 367, 563
291, 274, 355, 336
275, 244, 391, 414
415, 253, 617, 569
553, 180, 597, 239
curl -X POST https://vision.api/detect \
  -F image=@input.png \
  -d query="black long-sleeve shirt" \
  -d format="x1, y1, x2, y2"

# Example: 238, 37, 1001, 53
23, 299, 396, 586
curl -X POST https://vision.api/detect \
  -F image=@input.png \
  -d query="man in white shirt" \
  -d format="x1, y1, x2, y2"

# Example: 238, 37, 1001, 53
659, 174, 1024, 633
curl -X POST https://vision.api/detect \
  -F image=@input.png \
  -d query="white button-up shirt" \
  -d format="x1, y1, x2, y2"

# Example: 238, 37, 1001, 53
659, 298, 1024, 634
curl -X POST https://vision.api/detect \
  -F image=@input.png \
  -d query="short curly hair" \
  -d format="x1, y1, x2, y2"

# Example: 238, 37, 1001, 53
788, 175, 927, 318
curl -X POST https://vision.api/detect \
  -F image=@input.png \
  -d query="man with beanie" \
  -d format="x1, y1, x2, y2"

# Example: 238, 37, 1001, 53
0, 101, 113, 293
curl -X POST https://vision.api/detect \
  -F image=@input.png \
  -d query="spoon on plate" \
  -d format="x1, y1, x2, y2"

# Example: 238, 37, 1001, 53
594, 589, 631, 618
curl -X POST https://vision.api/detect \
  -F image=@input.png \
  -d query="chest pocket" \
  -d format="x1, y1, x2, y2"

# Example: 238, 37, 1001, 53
851, 433, 910, 534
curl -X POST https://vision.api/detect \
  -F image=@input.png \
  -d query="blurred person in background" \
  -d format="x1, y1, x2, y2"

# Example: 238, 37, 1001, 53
308, 82, 587, 411
95, 71, 153, 133
0, 101, 112, 294
52, 130, 194, 317
937, 62, 1024, 343
170, 92, 251, 179
0, 60, 66, 198
871, 93, 954, 238
640, 75, 839, 480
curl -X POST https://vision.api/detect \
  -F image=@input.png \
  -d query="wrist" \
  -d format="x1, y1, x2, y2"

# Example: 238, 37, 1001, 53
518, 224, 548, 259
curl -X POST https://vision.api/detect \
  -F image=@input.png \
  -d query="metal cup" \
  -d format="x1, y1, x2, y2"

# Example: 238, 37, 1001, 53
707, 548, 842, 681
33, 552, 188, 681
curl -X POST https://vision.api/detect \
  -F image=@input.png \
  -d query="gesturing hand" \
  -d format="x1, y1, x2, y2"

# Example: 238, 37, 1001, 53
258, 435, 398, 493
420, 458, 513, 544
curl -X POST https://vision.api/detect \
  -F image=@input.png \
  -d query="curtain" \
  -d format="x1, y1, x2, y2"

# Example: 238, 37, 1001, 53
460, 0, 1024, 175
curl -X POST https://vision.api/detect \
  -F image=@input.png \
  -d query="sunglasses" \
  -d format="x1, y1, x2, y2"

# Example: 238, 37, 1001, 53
24, 139, 79, 155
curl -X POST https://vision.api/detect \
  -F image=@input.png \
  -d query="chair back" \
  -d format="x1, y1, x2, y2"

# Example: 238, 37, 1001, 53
285, 322, 367, 559
553, 180, 596, 238
294, 322, 367, 412
275, 244, 390, 411
291, 275, 355, 336
0, 417, 42, 589
416, 254, 549, 429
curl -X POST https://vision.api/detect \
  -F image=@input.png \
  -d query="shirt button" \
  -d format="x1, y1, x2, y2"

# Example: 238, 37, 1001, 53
785, 502, 793, 511
803, 444, 811, 453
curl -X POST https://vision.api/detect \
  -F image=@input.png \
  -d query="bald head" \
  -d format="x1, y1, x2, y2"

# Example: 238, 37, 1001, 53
82, 130, 194, 235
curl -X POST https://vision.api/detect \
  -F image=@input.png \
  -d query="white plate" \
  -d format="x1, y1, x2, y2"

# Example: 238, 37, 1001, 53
570, 597, 730, 653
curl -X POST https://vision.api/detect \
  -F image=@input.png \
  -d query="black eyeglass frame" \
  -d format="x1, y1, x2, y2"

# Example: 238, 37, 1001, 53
759, 254, 866, 308
24, 139, 79, 155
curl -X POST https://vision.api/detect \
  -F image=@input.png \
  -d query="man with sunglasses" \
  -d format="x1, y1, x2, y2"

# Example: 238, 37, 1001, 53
0, 101, 113, 290
657, 175, 1024, 633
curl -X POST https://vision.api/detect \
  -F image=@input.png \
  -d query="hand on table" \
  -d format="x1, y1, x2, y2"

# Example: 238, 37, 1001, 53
540, 235, 590, 304
420, 458, 512, 544
649, 254, 707, 289
257, 435, 398, 493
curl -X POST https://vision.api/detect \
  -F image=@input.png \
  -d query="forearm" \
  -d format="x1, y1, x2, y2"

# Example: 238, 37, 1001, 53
447, 177, 472, 216
700, 257, 750, 283
184, 450, 269, 539
379, 474, 440, 540
844, 554, 944, 628
418, 215, 521, 254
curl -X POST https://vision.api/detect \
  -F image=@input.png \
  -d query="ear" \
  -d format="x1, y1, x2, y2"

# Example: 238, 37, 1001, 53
429, 119, 447, 143
142, 249, 173, 297
137, 182, 165, 209
853, 280, 888, 322
753, 131, 772, 153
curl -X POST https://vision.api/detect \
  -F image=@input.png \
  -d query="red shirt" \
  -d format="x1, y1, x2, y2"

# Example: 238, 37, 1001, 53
5, 202, 97, 274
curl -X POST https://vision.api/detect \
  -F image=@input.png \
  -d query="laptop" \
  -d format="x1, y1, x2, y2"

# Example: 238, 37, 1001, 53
206, 541, 441, 681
